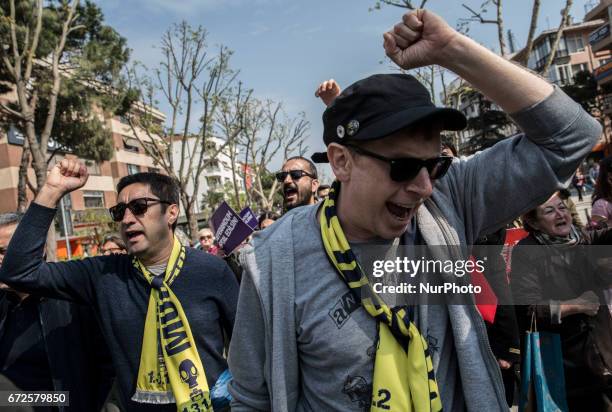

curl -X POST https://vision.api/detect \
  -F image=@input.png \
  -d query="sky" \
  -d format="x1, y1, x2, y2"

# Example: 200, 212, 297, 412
97, 0, 591, 180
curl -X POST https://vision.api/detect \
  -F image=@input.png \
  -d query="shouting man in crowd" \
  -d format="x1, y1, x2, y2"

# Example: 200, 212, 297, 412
0, 168, 238, 411
228, 8, 601, 412
277, 156, 320, 211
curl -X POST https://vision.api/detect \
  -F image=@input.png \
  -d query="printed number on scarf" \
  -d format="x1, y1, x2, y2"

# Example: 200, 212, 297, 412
181, 401, 208, 412
372, 388, 391, 410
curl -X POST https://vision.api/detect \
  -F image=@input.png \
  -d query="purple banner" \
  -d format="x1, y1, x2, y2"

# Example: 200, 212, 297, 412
209, 202, 254, 254
239, 207, 259, 230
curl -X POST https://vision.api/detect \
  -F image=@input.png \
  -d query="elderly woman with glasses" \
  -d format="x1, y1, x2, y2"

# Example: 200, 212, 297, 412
100, 233, 127, 256
510, 192, 612, 411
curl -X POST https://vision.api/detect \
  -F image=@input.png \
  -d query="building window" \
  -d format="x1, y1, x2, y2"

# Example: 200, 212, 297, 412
83, 191, 105, 208
85, 160, 100, 175
148, 167, 160, 173
598, 58, 612, 67
534, 38, 551, 66
556, 64, 572, 85
127, 164, 140, 175
565, 34, 585, 54
207, 176, 221, 189
123, 137, 140, 153
571, 63, 588, 81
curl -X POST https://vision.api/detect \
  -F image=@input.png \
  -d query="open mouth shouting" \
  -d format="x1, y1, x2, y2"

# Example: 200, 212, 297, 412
283, 185, 299, 204
125, 229, 145, 244
386, 201, 420, 222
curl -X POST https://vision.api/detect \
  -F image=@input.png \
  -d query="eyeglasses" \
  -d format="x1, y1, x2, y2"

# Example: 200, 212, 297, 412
200, 235, 213, 240
275, 170, 316, 182
108, 197, 171, 222
101, 247, 124, 255
346, 144, 453, 182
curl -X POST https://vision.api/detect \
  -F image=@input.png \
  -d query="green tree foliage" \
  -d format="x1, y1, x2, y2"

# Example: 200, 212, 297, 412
0, 0, 130, 166
562, 71, 612, 115
463, 90, 513, 153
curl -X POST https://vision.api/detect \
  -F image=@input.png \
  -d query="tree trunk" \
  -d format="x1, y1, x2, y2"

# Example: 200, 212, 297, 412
541, 0, 573, 77
496, 0, 507, 57
187, 211, 199, 245
17, 141, 30, 212
181, 193, 199, 245
521, 0, 541, 66
429, 66, 435, 104
27, 125, 58, 261
440, 69, 448, 106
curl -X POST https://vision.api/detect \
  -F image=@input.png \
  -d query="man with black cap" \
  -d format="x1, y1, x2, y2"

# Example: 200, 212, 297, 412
228, 9, 601, 412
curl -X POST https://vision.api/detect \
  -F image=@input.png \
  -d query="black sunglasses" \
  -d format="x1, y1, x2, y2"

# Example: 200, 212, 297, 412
275, 170, 316, 182
346, 144, 453, 182
109, 197, 171, 222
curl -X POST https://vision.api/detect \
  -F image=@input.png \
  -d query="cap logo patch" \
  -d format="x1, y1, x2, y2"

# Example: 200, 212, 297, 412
347, 120, 359, 136
337, 125, 345, 139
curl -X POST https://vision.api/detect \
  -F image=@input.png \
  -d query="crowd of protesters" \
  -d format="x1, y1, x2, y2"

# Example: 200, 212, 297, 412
0, 8, 611, 412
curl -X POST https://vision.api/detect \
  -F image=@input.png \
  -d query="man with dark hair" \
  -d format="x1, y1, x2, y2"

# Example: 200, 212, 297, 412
0, 163, 238, 411
440, 138, 458, 158
228, 9, 601, 411
276, 156, 319, 211
0, 212, 113, 411
116, 172, 180, 230
317, 184, 331, 200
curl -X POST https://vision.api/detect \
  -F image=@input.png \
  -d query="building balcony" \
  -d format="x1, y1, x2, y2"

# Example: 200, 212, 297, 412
594, 61, 612, 85
586, 0, 612, 22
590, 22, 612, 52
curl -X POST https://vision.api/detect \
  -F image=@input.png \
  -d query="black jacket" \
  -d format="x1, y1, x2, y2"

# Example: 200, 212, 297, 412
474, 229, 521, 364
0, 291, 114, 412
511, 228, 612, 397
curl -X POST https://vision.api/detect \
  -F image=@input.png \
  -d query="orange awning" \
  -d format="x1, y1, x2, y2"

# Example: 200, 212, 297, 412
592, 141, 607, 152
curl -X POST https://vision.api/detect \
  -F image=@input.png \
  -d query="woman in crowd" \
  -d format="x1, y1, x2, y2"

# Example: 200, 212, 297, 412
99, 233, 127, 255
591, 156, 612, 228
573, 168, 586, 202
257, 212, 278, 230
511, 192, 612, 411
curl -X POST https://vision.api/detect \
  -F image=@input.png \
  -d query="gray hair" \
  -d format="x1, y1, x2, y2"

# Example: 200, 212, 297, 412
0, 212, 23, 227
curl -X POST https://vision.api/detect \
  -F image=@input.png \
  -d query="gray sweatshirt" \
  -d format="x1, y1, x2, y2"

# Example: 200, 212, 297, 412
228, 87, 601, 411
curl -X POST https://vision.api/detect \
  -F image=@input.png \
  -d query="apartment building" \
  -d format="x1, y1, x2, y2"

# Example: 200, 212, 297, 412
170, 135, 244, 217
0, 106, 165, 257
512, 19, 611, 86
585, 0, 612, 120
445, 19, 611, 156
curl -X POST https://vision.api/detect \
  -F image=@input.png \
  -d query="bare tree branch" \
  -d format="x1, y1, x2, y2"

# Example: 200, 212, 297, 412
541, 0, 573, 76
0, 102, 24, 120
461, 1, 506, 56
462, 3, 497, 24
519, 0, 541, 66
40, 0, 80, 158
23, 0, 42, 81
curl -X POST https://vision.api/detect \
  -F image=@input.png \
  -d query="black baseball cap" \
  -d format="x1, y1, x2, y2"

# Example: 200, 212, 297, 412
311, 73, 467, 163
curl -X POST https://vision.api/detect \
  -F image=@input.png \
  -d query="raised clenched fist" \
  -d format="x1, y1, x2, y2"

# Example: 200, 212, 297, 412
45, 159, 89, 196
383, 9, 459, 70
315, 79, 342, 107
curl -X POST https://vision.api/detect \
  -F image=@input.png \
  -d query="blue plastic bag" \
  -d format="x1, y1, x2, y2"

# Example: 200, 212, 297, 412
210, 369, 233, 410
519, 330, 569, 412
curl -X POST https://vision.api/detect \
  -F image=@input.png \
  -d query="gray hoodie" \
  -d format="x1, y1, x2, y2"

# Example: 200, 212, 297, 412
228, 87, 601, 411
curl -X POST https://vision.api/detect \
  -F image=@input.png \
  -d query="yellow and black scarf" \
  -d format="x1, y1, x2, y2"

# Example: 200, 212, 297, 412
320, 181, 442, 412
131, 237, 212, 412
